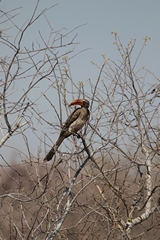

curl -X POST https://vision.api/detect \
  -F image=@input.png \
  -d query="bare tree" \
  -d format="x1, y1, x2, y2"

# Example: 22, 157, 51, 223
0, 3, 160, 240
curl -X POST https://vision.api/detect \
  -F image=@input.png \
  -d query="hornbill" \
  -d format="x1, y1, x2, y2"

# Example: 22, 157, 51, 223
44, 99, 90, 161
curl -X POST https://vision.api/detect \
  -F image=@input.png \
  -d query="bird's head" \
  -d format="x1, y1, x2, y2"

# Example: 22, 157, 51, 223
68, 99, 89, 108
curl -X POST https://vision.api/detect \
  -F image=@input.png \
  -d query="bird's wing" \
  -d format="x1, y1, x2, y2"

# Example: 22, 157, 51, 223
59, 108, 81, 136
86, 109, 90, 121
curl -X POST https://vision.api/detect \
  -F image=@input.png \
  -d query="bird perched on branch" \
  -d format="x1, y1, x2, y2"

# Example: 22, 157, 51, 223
44, 99, 90, 161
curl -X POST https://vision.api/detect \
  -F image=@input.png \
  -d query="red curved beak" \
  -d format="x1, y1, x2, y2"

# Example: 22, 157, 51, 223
68, 99, 83, 107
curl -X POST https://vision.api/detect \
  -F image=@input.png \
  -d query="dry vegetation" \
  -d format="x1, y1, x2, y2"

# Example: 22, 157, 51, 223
0, 2, 160, 239
0, 159, 159, 239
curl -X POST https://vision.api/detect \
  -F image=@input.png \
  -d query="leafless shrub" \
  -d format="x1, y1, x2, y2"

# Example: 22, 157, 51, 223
0, 3, 160, 240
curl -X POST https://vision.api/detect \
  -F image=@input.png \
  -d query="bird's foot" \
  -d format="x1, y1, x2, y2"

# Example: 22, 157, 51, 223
76, 133, 81, 139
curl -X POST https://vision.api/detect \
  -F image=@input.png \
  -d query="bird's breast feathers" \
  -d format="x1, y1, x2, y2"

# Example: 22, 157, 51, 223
68, 118, 86, 133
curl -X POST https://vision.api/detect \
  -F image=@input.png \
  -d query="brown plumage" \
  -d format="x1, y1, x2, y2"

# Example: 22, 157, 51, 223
44, 99, 90, 161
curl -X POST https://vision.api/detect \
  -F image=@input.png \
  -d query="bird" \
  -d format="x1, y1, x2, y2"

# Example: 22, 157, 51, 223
44, 99, 90, 161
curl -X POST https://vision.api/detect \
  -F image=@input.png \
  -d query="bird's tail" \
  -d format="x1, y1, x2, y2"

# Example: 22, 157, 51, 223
43, 135, 65, 162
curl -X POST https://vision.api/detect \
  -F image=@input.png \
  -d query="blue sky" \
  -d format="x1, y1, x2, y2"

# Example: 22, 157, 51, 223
1, 0, 160, 78
1, 0, 160, 161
